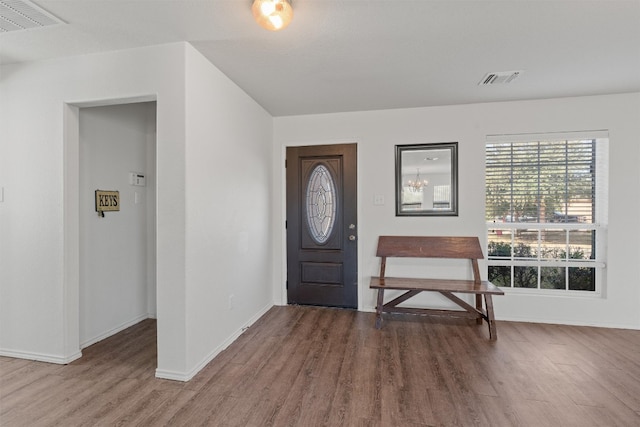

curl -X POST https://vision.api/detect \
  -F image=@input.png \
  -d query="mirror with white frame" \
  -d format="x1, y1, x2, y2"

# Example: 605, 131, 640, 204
395, 142, 458, 216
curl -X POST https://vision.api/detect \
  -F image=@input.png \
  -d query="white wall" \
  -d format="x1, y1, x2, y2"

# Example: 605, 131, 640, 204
0, 42, 274, 380
180, 46, 274, 378
273, 93, 640, 329
0, 43, 187, 368
79, 102, 156, 347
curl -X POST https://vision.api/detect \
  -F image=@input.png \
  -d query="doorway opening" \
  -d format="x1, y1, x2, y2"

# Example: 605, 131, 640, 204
78, 102, 157, 348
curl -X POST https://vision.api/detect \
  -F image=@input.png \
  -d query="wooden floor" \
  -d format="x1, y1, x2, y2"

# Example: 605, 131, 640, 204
2, 306, 640, 426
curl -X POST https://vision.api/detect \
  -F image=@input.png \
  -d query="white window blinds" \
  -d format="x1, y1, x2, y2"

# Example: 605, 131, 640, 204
486, 132, 608, 224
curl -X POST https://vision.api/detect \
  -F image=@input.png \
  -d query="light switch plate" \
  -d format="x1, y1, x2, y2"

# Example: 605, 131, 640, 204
129, 172, 146, 186
373, 195, 385, 205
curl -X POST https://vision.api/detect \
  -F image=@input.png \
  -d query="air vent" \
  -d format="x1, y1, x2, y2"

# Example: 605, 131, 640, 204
0, 0, 64, 33
478, 70, 523, 85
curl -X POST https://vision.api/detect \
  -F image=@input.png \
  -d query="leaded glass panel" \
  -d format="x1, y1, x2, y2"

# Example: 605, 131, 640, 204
306, 164, 337, 244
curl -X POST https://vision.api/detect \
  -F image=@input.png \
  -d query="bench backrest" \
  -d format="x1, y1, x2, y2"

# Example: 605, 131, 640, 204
376, 236, 484, 259
376, 236, 484, 283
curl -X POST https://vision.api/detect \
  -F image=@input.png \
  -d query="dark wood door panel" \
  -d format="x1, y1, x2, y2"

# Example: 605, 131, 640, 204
286, 143, 357, 308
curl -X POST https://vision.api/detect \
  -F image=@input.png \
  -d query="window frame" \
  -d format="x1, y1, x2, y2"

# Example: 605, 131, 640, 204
485, 131, 608, 295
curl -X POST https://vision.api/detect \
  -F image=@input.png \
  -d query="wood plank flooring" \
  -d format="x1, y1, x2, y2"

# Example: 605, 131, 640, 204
1, 306, 640, 426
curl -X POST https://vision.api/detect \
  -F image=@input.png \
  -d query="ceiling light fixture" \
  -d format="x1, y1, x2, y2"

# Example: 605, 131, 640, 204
252, 0, 293, 31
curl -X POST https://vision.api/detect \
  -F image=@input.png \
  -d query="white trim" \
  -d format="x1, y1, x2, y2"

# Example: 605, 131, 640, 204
495, 315, 639, 330
499, 287, 603, 298
155, 303, 274, 382
487, 260, 605, 268
80, 313, 151, 349
488, 222, 600, 230
0, 348, 82, 365
63, 103, 81, 363
154, 368, 189, 382
66, 94, 157, 108
64, 95, 160, 367
486, 129, 609, 143
360, 305, 638, 329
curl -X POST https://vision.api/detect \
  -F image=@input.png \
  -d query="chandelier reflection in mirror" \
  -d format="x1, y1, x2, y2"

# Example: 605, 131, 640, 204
407, 168, 428, 192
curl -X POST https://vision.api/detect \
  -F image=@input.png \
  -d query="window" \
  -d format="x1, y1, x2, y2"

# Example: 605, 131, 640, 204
432, 185, 451, 209
485, 132, 608, 293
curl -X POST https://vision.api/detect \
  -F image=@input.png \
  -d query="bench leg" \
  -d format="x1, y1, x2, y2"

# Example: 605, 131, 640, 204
475, 294, 483, 325
484, 294, 498, 340
375, 289, 385, 329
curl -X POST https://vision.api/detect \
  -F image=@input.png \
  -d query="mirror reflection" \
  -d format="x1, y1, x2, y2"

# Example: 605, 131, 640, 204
396, 142, 458, 216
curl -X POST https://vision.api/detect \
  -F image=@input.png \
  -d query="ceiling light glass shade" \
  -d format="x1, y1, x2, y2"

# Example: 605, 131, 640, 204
252, 0, 293, 31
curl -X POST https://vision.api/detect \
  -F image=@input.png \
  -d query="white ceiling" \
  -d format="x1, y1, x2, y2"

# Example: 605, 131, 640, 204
2, 0, 639, 116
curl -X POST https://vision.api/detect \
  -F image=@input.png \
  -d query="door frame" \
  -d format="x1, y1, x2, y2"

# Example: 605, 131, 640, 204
63, 95, 158, 363
277, 140, 362, 310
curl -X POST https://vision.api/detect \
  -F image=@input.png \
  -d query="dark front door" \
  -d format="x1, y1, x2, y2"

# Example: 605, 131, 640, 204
286, 143, 357, 308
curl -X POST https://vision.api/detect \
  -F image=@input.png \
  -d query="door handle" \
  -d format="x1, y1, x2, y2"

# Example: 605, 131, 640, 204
349, 235, 357, 241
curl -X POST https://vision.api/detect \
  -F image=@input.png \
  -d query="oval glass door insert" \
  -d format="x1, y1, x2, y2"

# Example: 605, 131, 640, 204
306, 164, 337, 244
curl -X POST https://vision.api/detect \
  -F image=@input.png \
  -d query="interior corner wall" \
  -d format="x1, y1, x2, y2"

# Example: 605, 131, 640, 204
0, 41, 274, 381
273, 92, 640, 330
0, 43, 188, 372
182, 45, 274, 378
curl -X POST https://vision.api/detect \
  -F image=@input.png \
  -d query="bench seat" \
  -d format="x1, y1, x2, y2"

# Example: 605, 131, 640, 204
370, 277, 502, 294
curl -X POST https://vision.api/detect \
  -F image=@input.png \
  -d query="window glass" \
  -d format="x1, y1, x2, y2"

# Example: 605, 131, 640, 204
306, 164, 337, 244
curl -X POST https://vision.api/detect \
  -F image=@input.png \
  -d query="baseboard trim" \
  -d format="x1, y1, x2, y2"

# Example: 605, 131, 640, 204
80, 313, 151, 349
154, 368, 189, 382
155, 302, 274, 382
495, 315, 639, 330
364, 305, 639, 330
0, 348, 82, 365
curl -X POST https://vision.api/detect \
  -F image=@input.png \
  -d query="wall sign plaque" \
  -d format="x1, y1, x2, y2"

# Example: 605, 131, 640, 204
95, 190, 119, 217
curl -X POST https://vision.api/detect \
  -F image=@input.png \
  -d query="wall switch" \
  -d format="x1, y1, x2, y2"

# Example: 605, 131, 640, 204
373, 195, 385, 205
228, 294, 235, 310
129, 172, 146, 186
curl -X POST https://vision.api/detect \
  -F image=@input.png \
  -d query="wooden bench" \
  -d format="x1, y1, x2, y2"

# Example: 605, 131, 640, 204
370, 236, 504, 340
